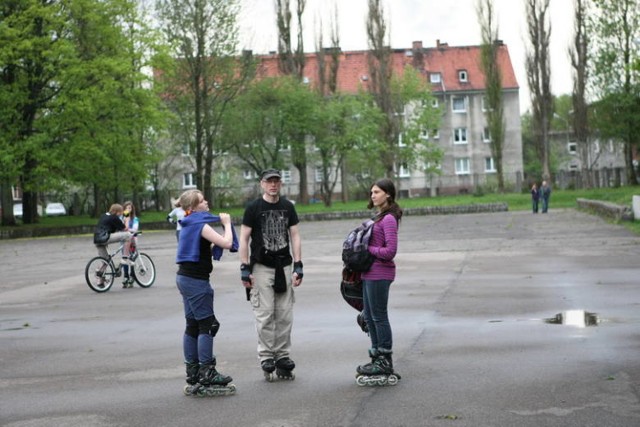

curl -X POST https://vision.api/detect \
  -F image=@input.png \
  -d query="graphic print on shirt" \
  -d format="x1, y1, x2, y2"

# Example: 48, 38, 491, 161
260, 210, 289, 252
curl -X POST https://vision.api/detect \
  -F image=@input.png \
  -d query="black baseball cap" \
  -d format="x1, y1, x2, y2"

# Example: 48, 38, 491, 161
261, 169, 282, 180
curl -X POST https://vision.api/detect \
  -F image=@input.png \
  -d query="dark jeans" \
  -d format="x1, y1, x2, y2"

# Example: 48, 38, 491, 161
532, 199, 539, 213
362, 279, 393, 352
541, 197, 549, 213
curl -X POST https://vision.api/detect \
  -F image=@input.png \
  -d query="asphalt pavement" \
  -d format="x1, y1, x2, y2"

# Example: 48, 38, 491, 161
1, 209, 639, 427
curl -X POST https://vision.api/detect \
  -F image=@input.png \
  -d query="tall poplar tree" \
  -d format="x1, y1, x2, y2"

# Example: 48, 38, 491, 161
156, 0, 252, 202
525, 0, 553, 181
477, 0, 506, 192
275, 0, 310, 203
569, 0, 592, 187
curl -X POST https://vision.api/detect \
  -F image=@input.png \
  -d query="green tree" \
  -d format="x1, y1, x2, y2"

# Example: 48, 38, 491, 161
0, 0, 162, 223
61, 0, 167, 215
589, 0, 640, 185
221, 76, 318, 184
0, 0, 74, 224
155, 0, 253, 202
365, 0, 441, 189
477, 0, 506, 192
313, 93, 384, 206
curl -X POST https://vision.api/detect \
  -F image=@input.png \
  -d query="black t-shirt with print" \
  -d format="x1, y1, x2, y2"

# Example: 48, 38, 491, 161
242, 197, 299, 266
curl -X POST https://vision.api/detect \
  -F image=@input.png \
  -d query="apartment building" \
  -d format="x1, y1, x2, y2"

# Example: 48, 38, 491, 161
166, 40, 524, 202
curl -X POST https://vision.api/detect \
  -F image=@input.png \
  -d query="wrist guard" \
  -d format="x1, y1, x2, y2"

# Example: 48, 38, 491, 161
240, 263, 252, 282
293, 261, 303, 280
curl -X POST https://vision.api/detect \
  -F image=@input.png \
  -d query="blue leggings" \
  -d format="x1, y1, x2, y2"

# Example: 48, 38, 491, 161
176, 274, 215, 364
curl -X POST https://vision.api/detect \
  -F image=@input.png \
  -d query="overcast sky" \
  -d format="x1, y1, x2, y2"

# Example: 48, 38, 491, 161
238, 0, 576, 113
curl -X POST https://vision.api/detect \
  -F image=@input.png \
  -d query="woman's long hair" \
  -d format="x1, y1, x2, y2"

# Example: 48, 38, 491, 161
367, 178, 403, 223
122, 201, 136, 221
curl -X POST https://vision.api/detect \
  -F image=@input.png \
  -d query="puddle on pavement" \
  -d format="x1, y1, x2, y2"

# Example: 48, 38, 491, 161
545, 310, 599, 327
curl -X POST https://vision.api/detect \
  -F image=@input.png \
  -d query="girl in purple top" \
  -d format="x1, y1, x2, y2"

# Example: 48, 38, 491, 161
356, 178, 403, 379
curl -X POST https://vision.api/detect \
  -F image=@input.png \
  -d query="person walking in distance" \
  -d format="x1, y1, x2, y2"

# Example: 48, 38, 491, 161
355, 178, 403, 386
167, 199, 186, 241
540, 181, 552, 213
531, 183, 540, 214
176, 189, 237, 396
239, 169, 303, 381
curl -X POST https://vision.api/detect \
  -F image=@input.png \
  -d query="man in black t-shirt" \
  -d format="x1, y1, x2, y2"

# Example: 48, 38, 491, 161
239, 169, 303, 381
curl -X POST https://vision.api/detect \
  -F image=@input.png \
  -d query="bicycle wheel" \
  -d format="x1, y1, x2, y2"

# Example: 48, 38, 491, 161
132, 252, 156, 288
85, 256, 115, 293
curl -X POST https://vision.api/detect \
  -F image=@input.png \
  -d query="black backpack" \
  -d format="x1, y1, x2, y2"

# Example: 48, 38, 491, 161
341, 215, 380, 272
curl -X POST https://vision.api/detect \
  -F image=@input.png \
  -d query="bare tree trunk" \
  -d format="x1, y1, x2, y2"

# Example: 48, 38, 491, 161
570, 0, 592, 188
525, 0, 553, 181
275, 0, 309, 204
366, 0, 397, 179
477, 0, 506, 192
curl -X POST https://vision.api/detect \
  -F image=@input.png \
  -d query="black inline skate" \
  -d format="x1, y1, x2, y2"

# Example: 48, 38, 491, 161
261, 358, 276, 382
355, 351, 400, 387
183, 360, 236, 397
275, 357, 296, 380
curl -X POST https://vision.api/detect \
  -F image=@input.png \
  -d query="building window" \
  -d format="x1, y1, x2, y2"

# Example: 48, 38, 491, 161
396, 162, 410, 178
430, 72, 441, 83
483, 127, 491, 142
608, 140, 615, 153
454, 128, 468, 144
183, 173, 196, 189
481, 96, 493, 111
458, 70, 468, 82
455, 158, 470, 175
593, 141, 600, 153
424, 161, 442, 171
282, 169, 292, 183
315, 166, 323, 183
485, 157, 496, 172
568, 142, 577, 154
398, 132, 406, 147
452, 96, 466, 112
421, 128, 440, 140
432, 98, 439, 108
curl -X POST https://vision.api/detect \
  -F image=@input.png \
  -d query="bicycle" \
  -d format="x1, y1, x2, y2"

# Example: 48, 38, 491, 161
85, 231, 157, 293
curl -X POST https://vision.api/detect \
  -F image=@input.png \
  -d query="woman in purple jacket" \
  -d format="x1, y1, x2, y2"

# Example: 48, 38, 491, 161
356, 178, 403, 382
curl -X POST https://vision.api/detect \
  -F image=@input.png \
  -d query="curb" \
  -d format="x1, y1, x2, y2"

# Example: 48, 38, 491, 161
0, 202, 508, 240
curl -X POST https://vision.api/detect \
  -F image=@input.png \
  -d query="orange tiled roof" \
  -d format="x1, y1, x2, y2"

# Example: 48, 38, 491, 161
254, 40, 519, 94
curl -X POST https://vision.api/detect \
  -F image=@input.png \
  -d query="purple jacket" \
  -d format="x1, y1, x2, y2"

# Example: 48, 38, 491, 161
361, 214, 398, 281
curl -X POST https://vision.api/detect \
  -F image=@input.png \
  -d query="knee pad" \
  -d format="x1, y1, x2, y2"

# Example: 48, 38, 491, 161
198, 315, 220, 337
185, 318, 198, 338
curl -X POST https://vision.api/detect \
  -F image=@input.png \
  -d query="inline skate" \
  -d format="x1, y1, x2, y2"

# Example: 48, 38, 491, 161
275, 357, 295, 380
355, 351, 400, 387
261, 358, 276, 382
183, 360, 236, 397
